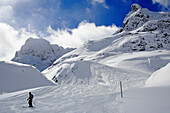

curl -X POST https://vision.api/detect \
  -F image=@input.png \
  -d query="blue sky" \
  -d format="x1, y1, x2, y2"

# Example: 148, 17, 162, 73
0, 0, 169, 32
0, 0, 169, 60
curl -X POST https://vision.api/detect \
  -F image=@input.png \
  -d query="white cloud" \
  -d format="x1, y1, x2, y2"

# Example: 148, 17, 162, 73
45, 21, 119, 48
92, 0, 105, 3
0, 5, 14, 21
0, 0, 18, 5
91, 0, 109, 9
152, 0, 170, 8
0, 0, 30, 5
0, 21, 118, 61
0, 23, 38, 61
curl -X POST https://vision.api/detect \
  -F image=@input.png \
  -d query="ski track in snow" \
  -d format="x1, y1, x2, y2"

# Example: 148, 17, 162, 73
0, 85, 123, 113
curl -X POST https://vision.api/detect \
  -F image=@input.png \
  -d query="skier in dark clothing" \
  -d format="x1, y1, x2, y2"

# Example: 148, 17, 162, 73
27, 92, 34, 107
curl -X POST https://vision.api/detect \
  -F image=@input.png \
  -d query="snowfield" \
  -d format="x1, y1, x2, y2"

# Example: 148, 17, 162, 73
0, 61, 53, 94
145, 62, 170, 87
0, 85, 120, 113
115, 86, 170, 113
114, 63, 170, 113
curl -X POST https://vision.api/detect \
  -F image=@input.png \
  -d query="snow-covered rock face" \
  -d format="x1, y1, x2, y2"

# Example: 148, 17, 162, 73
131, 3, 141, 12
116, 4, 170, 52
19, 38, 55, 61
115, 32, 169, 52
123, 3, 170, 31
12, 37, 74, 71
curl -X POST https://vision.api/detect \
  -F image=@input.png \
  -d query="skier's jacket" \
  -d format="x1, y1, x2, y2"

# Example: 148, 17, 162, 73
27, 94, 33, 101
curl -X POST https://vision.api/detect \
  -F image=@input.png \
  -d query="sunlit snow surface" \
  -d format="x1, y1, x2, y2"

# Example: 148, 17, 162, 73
114, 86, 170, 113
0, 85, 120, 113
114, 63, 170, 113
0, 61, 53, 94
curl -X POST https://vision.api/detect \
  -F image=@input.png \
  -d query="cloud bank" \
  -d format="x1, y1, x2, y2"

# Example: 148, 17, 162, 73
0, 23, 38, 61
152, 0, 170, 8
0, 21, 118, 61
46, 21, 118, 48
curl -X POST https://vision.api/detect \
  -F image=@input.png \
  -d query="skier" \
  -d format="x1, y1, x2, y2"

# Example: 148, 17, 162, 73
27, 92, 34, 107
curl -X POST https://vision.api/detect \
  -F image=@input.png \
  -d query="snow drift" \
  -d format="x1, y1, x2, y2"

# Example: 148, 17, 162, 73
114, 86, 170, 113
0, 61, 53, 94
43, 60, 148, 89
145, 62, 170, 87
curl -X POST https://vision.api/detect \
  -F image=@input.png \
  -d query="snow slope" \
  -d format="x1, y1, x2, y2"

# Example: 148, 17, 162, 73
43, 4, 170, 86
44, 60, 148, 89
0, 79, 170, 113
0, 85, 121, 113
12, 37, 74, 71
114, 86, 170, 113
145, 62, 170, 87
0, 61, 53, 94
113, 62, 170, 113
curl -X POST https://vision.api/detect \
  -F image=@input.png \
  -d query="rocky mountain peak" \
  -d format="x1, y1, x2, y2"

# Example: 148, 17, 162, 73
131, 3, 141, 12
12, 37, 74, 71
123, 3, 170, 31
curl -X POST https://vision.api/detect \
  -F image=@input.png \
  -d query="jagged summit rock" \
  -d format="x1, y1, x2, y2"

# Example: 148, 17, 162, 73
131, 3, 141, 12
12, 37, 74, 71
123, 3, 170, 31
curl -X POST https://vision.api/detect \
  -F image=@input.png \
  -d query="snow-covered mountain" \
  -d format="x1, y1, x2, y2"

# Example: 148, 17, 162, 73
0, 3, 170, 113
123, 3, 170, 32
0, 61, 53, 94
43, 3, 170, 88
12, 37, 74, 71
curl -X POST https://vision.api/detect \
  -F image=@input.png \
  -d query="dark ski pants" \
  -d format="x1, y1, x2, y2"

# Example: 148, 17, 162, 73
28, 100, 33, 107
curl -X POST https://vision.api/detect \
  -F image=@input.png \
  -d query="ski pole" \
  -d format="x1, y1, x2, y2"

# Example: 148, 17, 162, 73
33, 101, 36, 107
